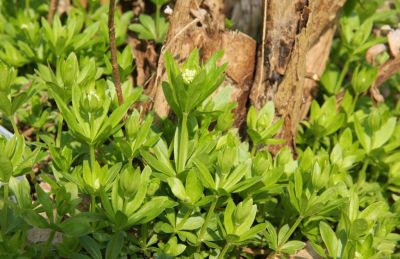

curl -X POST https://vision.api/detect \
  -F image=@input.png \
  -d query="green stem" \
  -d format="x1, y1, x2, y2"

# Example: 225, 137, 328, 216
198, 197, 218, 245
10, 116, 19, 136
175, 208, 193, 230
251, 145, 257, 156
40, 229, 55, 259
56, 114, 63, 148
312, 139, 319, 152
336, 59, 351, 91
1, 183, 9, 238
90, 194, 96, 213
351, 93, 360, 114
217, 242, 231, 259
89, 144, 96, 169
279, 216, 303, 247
177, 113, 188, 173
357, 161, 368, 185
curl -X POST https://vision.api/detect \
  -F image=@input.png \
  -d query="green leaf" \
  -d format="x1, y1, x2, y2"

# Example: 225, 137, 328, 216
0, 92, 12, 116
185, 170, 203, 203
127, 197, 176, 226
9, 176, 31, 209
359, 201, 387, 222
21, 209, 49, 228
222, 160, 251, 192
50, 89, 81, 134
105, 231, 124, 259
319, 222, 338, 258
238, 223, 267, 242
349, 218, 369, 240
280, 240, 306, 254
107, 88, 142, 129
179, 216, 204, 231
223, 199, 235, 235
372, 117, 396, 150
193, 160, 215, 189
61, 216, 93, 237
162, 82, 181, 116
80, 236, 102, 259
124, 166, 151, 215
0, 154, 13, 182
264, 221, 278, 250
167, 177, 188, 201
294, 170, 303, 202
36, 184, 53, 218
277, 225, 290, 246
354, 116, 371, 152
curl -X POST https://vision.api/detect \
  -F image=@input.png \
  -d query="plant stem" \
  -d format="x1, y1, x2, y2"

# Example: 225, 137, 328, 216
198, 197, 218, 245
357, 161, 368, 185
1, 183, 9, 238
40, 229, 55, 259
56, 114, 63, 148
10, 116, 19, 136
90, 194, 96, 213
217, 242, 231, 259
336, 59, 351, 91
251, 145, 257, 156
351, 93, 360, 114
177, 113, 188, 173
280, 216, 303, 247
312, 138, 319, 151
89, 144, 96, 169
108, 0, 123, 105
175, 208, 193, 230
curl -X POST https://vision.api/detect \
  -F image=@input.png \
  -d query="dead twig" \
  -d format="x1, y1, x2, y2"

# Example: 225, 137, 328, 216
47, 0, 58, 23
370, 56, 400, 103
108, 0, 124, 105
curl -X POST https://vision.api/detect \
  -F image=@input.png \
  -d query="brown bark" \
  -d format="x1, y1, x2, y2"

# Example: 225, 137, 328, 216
370, 56, 400, 103
147, 0, 346, 154
147, 0, 256, 124
108, 0, 124, 105
250, 0, 346, 153
128, 37, 158, 87
47, 0, 58, 23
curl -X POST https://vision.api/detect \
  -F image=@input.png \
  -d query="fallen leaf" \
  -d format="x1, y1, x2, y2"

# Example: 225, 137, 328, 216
366, 44, 387, 64
388, 29, 400, 57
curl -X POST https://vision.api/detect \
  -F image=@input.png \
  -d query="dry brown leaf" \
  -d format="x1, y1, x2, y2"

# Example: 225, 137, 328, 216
370, 56, 400, 102
365, 43, 387, 64
388, 29, 400, 57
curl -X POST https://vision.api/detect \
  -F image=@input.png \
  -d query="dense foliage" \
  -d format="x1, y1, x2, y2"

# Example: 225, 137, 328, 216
0, 0, 399, 258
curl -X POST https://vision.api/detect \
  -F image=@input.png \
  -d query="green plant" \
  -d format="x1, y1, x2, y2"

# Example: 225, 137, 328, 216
129, 0, 169, 43
0, 0, 399, 258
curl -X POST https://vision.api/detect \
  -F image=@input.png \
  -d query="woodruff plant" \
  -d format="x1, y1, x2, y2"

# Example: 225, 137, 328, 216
1, 0, 400, 257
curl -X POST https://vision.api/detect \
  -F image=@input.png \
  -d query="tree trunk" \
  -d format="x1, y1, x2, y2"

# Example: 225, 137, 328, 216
147, 0, 257, 125
250, 0, 346, 153
149, 0, 346, 154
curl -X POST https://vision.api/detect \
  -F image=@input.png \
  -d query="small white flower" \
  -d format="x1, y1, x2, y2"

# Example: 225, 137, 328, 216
182, 69, 196, 84
164, 5, 173, 15
87, 90, 100, 102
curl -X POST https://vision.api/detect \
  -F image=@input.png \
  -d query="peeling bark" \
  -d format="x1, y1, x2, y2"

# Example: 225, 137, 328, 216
148, 0, 256, 124
149, 0, 346, 154
370, 56, 400, 103
250, 0, 346, 153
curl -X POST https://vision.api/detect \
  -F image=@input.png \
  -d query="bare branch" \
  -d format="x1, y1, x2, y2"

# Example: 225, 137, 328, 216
47, 0, 58, 23
108, 0, 124, 105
